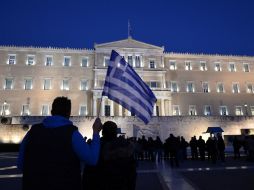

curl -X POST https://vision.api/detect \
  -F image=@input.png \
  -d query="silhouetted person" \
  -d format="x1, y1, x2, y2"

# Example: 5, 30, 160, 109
210, 136, 218, 164
17, 97, 102, 190
198, 136, 206, 161
167, 134, 180, 167
83, 121, 136, 190
217, 134, 225, 162
140, 136, 148, 160
154, 136, 163, 162
190, 136, 198, 160
180, 136, 189, 160
233, 136, 241, 159
206, 137, 213, 160
147, 137, 155, 161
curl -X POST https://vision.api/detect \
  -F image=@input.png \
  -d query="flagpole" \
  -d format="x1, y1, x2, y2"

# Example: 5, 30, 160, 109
97, 96, 102, 117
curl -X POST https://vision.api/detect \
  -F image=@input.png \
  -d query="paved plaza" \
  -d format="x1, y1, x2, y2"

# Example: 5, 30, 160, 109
0, 152, 254, 190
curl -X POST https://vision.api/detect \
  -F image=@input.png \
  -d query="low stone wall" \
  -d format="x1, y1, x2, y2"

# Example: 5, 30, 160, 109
0, 116, 254, 144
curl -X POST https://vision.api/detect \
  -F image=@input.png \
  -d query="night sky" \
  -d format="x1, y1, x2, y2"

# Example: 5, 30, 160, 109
1, 0, 254, 56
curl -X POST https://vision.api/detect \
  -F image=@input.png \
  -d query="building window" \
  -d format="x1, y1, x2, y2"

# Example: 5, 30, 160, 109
229, 63, 236, 72
172, 105, 180, 116
8, 54, 16, 65
204, 105, 212, 115
243, 63, 250, 72
4, 78, 13, 90
43, 79, 51, 90
150, 81, 158, 88
79, 105, 87, 116
232, 83, 240, 93
202, 82, 209, 93
171, 81, 178, 92
1, 103, 10, 116
127, 56, 133, 66
80, 80, 88, 91
63, 56, 71, 67
189, 105, 197, 115
187, 82, 194, 92
26, 55, 35, 66
41, 105, 49, 116
235, 106, 243, 116
250, 106, 254, 116
185, 61, 192, 70
246, 84, 253, 93
220, 106, 228, 116
62, 79, 69, 90
215, 62, 222, 71
217, 82, 224, 93
135, 56, 141, 68
45, 56, 53, 66
105, 105, 110, 116
104, 57, 110, 67
149, 60, 155, 69
24, 79, 33, 90
81, 57, 89, 67
21, 104, 30, 116
169, 61, 177, 70
200, 61, 207, 71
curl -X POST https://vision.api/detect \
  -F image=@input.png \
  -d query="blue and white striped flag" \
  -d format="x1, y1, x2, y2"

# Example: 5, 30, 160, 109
102, 50, 157, 124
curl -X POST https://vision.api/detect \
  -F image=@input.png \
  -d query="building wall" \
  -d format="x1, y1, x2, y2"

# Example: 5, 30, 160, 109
2, 116, 254, 144
0, 47, 94, 116
1, 39, 254, 118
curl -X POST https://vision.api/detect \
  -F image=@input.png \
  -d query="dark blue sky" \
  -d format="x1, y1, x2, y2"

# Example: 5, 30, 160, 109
1, 0, 254, 55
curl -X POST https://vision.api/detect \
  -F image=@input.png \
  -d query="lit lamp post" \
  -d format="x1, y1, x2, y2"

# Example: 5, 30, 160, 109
244, 103, 248, 116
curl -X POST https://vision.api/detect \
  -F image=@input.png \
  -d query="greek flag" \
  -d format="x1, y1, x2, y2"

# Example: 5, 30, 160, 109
102, 50, 157, 124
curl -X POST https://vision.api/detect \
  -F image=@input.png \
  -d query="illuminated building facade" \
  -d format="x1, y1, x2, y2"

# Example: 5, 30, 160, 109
1, 37, 254, 118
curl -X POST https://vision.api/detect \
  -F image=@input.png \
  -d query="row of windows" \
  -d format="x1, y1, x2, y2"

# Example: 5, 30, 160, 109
3, 78, 89, 90
168, 81, 254, 93
6, 54, 90, 67
5, 54, 253, 72
1, 103, 252, 117
169, 61, 251, 72
2, 78, 254, 94
172, 105, 254, 116
104, 56, 157, 68
0, 104, 87, 116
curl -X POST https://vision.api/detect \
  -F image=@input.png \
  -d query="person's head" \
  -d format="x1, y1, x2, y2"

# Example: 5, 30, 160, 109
102, 121, 118, 141
51, 97, 71, 118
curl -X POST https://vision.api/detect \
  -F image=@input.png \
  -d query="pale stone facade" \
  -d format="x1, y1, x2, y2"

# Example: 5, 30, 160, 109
1, 37, 254, 143
0, 37, 254, 118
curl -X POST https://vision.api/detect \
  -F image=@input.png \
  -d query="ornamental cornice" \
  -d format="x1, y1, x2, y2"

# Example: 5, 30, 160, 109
95, 48, 163, 56
0, 46, 94, 54
164, 52, 254, 60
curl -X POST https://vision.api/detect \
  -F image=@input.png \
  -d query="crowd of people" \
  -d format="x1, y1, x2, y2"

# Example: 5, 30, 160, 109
17, 97, 137, 190
17, 96, 254, 190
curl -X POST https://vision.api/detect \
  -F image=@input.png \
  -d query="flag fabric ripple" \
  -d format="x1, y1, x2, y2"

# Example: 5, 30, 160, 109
102, 50, 157, 124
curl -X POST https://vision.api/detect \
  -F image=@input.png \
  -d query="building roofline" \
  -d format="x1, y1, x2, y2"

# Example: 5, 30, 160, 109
0, 45, 95, 53
164, 51, 254, 59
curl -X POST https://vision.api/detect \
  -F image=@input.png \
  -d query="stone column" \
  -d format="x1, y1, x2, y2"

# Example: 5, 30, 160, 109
161, 99, 165, 116
153, 104, 157, 116
100, 97, 105, 116
132, 54, 135, 67
110, 100, 114, 116
93, 98, 97, 116
118, 104, 123, 116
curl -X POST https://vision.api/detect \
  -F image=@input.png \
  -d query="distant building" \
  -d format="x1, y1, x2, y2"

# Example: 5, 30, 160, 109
1, 37, 254, 118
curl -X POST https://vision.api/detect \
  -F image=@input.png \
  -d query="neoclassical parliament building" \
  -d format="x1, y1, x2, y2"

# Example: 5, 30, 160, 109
1, 37, 254, 119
